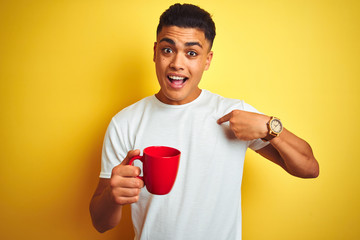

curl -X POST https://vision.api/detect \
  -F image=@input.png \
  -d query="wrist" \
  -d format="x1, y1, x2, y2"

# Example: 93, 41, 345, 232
105, 184, 120, 206
261, 115, 271, 138
261, 116, 283, 142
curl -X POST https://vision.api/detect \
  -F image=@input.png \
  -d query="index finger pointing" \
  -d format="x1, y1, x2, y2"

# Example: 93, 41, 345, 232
217, 112, 232, 125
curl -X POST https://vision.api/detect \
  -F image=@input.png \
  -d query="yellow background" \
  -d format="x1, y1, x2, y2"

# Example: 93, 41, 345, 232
1, 0, 359, 239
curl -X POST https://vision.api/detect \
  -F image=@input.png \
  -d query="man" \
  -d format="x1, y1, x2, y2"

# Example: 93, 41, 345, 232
90, 3, 319, 240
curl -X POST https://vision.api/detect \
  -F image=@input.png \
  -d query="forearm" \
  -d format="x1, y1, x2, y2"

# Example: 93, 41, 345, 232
90, 185, 123, 233
270, 128, 319, 178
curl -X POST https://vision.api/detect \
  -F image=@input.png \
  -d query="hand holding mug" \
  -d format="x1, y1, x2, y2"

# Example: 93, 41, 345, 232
109, 150, 144, 205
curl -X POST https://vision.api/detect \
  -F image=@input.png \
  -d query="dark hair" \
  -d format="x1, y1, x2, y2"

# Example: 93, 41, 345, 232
156, 3, 216, 49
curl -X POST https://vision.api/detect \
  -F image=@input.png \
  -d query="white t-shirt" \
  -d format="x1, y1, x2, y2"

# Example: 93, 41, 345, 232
101, 90, 269, 240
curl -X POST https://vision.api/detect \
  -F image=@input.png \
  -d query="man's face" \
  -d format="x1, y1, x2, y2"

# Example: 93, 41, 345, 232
153, 26, 213, 105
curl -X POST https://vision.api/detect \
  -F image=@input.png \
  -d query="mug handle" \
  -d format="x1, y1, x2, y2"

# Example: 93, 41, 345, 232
128, 155, 144, 181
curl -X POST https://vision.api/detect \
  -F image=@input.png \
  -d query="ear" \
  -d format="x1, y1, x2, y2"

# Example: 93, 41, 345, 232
153, 42, 157, 62
204, 51, 213, 70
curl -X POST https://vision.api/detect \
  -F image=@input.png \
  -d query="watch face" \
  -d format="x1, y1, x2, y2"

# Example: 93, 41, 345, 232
270, 118, 283, 134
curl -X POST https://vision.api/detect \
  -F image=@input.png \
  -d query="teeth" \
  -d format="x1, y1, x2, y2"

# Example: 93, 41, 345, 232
168, 75, 186, 80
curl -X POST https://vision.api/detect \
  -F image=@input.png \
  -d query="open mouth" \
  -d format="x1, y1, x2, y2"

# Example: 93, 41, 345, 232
167, 75, 189, 88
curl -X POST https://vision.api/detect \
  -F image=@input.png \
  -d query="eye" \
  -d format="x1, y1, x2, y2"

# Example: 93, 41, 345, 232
162, 48, 173, 54
187, 51, 197, 57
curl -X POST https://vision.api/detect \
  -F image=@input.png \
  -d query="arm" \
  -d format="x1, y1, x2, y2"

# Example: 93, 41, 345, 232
217, 110, 319, 178
256, 128, 319, 178
89, 150, 144, 233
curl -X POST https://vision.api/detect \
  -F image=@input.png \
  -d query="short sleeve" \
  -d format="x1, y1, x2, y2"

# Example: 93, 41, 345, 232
99, 119, 128, 178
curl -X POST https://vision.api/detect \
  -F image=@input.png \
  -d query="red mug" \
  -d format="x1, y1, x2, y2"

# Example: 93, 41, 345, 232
129, 146, 181, 195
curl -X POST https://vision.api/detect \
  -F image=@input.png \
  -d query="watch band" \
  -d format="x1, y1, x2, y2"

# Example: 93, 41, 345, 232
261, 133, 277, 141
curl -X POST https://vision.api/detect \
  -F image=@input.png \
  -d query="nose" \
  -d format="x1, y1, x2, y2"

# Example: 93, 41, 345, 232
169, 53, 185, 71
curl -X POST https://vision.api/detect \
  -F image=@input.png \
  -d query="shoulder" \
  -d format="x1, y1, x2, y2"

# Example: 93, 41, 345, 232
103, 96, 155, 146
112, 96, 153, 123
203, 90, 258, 114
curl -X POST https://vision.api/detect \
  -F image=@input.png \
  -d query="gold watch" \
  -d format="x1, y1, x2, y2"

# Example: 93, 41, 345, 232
261, 116, 283, 141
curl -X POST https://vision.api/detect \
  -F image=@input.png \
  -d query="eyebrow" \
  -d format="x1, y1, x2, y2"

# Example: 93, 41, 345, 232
159, 37, 203, 48
159, 37, 175, 45
185, 42, 202, 48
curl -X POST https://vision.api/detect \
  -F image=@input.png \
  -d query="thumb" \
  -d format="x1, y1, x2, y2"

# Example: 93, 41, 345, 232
120, 149, 141, 165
